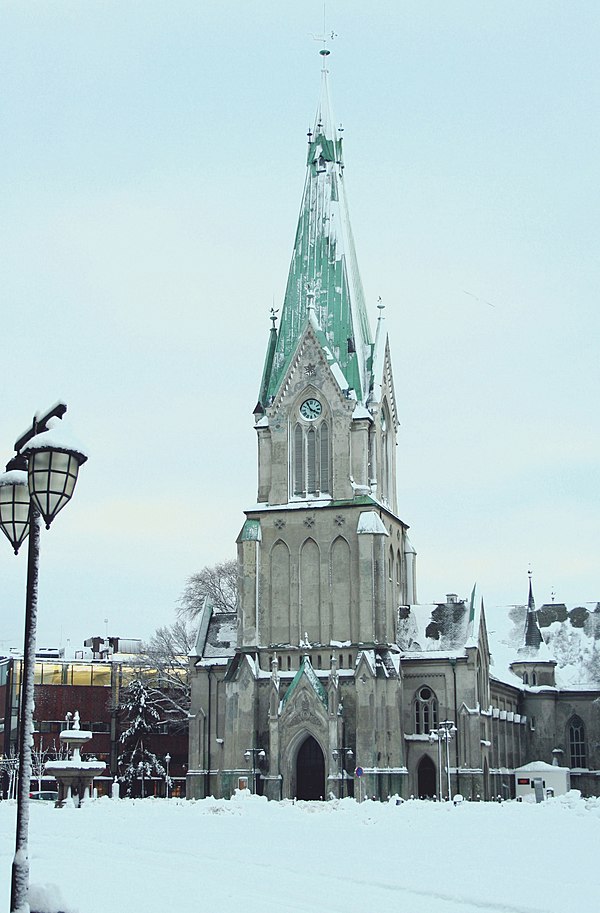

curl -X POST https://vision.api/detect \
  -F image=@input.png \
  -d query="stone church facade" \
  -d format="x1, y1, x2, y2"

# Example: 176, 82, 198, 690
187, 55, 600, 802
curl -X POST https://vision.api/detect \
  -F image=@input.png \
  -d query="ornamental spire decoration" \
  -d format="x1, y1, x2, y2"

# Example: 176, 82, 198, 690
258, 47, 373, 409
522, 570, 543, 650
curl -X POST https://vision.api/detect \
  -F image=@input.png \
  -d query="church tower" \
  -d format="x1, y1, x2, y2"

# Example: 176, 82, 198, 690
188, 50, 417, 801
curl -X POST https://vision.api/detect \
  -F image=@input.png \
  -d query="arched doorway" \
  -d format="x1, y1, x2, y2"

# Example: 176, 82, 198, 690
417, 755, 436, 799
296, 736, 325, 800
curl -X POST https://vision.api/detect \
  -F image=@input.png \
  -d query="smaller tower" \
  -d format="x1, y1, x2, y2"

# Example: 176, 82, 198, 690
510, 572, 556, 687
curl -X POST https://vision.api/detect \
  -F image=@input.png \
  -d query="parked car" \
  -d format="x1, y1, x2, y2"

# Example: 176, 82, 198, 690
29, 790, 58, 802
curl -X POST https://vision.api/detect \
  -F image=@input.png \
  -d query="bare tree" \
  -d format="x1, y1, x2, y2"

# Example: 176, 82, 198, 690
136, 619, 196, 726
177, 559, 238, 620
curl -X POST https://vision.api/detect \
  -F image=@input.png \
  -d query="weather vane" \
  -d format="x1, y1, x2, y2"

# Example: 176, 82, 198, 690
310, 3, 338, 59
270, 306, 279, 328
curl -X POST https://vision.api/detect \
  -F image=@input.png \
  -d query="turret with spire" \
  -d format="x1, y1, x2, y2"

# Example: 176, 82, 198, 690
510, 572, 557, 687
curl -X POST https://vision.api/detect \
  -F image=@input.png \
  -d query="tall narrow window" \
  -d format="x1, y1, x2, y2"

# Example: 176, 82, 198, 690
569, 717, 586, 767
381, 412, 388, 503
320, 422, 329, 491
414, 686, 438, 735
291, 410, 331, 498
294, 425, 304, 496
306, 428, 317, 493
380, 403, 393, 505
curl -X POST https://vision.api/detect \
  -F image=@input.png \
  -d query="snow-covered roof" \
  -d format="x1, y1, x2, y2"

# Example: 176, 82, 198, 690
514, 760, 569, 772
203, 614, 237, 660
399, 601, 471, 654
487, 602, 600, 690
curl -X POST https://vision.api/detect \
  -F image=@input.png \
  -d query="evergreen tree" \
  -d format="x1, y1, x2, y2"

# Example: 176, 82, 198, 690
117, 678, 166, 797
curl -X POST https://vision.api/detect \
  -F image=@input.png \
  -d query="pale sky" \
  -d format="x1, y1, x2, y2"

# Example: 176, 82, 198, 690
1, 1, 599, 655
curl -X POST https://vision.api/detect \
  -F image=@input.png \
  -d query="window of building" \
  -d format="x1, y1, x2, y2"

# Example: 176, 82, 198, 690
414, 686, 438, 734
569, 716, 586, 768
523, 672, 528, 684
293, 419, 330, 497
380, 409, 389, 503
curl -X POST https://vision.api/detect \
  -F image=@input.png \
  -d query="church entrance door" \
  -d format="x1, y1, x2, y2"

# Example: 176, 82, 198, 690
296, 736, 325, 800
417, 755, 436, 799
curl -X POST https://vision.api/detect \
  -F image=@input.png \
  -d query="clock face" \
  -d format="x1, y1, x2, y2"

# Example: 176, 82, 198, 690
300, 398, 322, 420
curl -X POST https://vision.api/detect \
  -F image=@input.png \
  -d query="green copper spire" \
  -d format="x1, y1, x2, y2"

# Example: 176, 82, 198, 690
260, 51, 373, 406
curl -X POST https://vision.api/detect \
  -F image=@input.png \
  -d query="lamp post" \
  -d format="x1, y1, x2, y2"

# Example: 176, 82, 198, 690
243, 748, 266, 794
428, 729, 443, 801
165, 752, 171, 799
438, 720, 457, 801
0, 403, 87, 913
332, 746, 353, 799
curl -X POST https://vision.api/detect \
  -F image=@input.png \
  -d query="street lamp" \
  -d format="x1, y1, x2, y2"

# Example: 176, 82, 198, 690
332, 746, 353, 799
165, 752, 171, 799
428, 729, 444, 801
0, 403, 87, 913
434, 721, 457, 802
243, 748, 266, 794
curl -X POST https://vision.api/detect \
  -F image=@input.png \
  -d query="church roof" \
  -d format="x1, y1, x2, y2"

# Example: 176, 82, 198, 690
399, 599, 472, 653
259, 51, 373, 408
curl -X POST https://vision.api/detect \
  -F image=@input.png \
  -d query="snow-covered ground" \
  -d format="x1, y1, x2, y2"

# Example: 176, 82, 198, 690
1, 791, 599, 913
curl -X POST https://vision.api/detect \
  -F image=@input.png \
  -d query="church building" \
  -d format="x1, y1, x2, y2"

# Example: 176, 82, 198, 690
187, 53, 600, 802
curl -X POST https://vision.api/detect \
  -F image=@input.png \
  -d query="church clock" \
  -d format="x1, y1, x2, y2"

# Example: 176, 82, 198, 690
299, 398, 322, 420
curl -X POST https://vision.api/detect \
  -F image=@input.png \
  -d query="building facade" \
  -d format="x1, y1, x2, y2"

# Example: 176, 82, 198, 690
187, 55, 600, 802
0, 639, 188, 798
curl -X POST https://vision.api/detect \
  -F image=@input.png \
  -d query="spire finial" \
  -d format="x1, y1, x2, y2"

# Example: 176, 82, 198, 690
270, 306, 279, 328
312, 3, 337, 66
377, 296, 385, 318
527, 568, 536, 613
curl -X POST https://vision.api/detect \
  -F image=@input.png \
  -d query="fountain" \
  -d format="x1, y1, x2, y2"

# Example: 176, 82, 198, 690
45, 711, 106, 807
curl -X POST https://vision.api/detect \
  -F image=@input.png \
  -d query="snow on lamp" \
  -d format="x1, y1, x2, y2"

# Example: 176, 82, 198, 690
0, 469, 31, 554
21, 426, 88, 529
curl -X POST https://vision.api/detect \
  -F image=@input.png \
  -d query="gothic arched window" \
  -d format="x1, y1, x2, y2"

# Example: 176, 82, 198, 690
568, 716, 586, 768
292, 418, 330, 498
380, 402, 393, 506
414, 685, 438, 735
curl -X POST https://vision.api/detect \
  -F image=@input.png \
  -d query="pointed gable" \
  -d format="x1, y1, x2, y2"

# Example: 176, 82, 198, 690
282, 656, 328, 709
